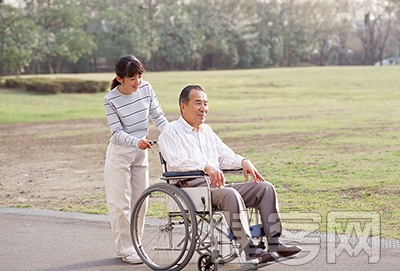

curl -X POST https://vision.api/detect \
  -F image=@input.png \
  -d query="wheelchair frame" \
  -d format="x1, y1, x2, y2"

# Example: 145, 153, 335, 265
130, 152, 274, 271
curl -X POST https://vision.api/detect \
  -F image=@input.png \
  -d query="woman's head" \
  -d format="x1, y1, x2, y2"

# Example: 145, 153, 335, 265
111, 55, 146, 90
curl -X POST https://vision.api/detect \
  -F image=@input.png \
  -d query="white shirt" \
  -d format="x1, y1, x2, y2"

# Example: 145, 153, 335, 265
158, 116, 244, 172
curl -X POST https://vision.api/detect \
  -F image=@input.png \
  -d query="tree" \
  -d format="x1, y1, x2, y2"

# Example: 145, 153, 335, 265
387, 0, 400, 60
306, 0, 338, 66
81, 0, 156, 71
0, 3, 27, 75
352, 0, 395, 65
251, 0, 280, 67
331, 0, 354, 65
185, 0, 256, 70
184, 0, 232, 69
3, 17, 38, 75
25, 0, 96, 73
265, 0, 311, 67
1, 0, 398, 73
154, 1, 203, 70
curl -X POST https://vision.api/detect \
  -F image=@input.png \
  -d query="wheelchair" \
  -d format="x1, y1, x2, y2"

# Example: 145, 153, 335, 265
130, 152, 285, 271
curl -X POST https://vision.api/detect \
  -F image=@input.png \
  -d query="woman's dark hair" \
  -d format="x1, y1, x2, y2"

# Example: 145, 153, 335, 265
110, 55, 146, 89
179, 85, 204, 113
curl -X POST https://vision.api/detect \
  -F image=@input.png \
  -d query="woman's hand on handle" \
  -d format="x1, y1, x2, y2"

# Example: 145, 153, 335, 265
138, 139, 153, 150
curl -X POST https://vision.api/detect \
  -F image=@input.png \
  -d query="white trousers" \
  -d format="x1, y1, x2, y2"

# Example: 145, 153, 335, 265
104, 143, 149, 256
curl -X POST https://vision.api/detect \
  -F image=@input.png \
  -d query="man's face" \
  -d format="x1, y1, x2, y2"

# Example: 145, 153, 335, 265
181, 88, 208, 129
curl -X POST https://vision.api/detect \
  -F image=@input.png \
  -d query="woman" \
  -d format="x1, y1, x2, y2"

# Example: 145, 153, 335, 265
103, 55, 168, 264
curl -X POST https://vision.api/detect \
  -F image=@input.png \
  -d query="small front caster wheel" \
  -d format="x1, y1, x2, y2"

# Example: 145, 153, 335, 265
198, 253, 218, 271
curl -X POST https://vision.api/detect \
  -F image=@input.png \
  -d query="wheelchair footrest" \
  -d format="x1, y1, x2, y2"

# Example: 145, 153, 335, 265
249, 224, 265, 238
241, 253, 297, 271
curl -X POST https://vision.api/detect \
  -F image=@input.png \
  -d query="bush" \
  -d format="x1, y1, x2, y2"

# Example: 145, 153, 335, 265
1, 77, 109, 94
25, 81, 63, 94
56, 78, 109, 93
4, 78, 26, 89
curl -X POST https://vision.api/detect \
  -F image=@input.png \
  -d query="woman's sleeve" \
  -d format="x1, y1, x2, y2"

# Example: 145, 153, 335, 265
148, 84, 169, 131
104, 97, 140, 147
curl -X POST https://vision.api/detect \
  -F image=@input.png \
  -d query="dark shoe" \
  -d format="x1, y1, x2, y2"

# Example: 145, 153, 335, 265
246, 249, 276, 264
268, 242, 302, 258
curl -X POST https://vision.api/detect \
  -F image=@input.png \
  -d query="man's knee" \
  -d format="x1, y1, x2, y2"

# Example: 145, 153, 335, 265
257, 181, 276, 195
222, 187, 241, 199
213, 187, 243, 210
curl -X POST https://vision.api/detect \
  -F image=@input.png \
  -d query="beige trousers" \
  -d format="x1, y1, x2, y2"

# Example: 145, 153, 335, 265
104, 143, 149, 256
184, 177, 282, 249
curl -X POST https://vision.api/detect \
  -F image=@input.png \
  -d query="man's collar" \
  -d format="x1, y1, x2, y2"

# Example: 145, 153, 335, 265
178, 116, 203, 132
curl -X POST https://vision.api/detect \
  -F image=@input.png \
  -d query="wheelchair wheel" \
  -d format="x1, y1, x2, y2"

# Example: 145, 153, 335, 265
196, 211, 237, 264
131, 183, 198, 271
198, 253, 218, 271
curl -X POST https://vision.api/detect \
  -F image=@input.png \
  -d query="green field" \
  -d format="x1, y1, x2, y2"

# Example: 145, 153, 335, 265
1, 66, 399, 239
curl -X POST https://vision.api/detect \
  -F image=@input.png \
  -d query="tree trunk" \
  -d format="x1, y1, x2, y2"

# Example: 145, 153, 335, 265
47, 56, 54, 74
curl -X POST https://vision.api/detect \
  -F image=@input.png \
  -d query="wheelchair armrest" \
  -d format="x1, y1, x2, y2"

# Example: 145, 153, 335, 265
162, 171, 205, 178
221, 169, 242, 174
162, 169, 241, 178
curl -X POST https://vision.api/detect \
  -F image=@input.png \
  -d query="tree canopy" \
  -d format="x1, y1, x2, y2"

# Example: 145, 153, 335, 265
1, 0, 399, 75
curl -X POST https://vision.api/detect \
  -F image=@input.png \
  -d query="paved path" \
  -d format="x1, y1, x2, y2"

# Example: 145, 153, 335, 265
1, 208, 398, 271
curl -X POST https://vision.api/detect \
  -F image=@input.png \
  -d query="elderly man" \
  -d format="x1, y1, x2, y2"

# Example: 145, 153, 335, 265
158, 85, 301, 264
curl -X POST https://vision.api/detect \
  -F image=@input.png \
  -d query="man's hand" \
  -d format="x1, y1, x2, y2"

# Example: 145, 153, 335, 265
204, 164, 226, 188
242, 159, 265, 183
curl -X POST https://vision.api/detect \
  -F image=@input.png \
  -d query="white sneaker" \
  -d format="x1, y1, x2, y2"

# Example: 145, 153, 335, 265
121, 252, 143, 264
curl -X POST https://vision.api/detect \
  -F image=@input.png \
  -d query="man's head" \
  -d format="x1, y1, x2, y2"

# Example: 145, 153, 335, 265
179, 85, 208, 129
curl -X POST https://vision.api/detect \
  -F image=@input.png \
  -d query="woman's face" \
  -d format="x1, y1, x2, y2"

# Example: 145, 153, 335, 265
117, 73, 143, 94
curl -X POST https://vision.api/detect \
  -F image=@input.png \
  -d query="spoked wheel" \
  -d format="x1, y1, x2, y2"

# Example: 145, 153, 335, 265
198, 253, 218, 271
131, 183, 198, 271
196, 211, 237, 264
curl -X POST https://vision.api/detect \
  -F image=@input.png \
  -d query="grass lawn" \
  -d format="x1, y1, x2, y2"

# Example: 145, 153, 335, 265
1, 66, 399, 239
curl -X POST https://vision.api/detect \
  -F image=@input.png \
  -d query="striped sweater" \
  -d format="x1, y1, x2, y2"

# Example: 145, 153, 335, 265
104, 80, 168, 147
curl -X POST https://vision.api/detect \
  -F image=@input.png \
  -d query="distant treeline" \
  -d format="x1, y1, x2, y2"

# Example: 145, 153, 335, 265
1, 0, 399, 75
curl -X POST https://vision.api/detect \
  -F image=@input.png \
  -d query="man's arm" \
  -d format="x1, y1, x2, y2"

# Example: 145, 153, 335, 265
241, 159, 265, 183
213, 132, 265, 183
205, 156, 265, 188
